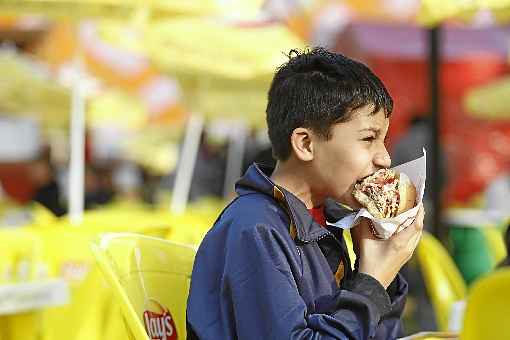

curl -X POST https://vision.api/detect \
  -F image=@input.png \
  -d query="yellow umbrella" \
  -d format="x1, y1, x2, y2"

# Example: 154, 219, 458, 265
464, 76, 510, 120
52, 17, 301, 214
96, 18, 304, 126
175, 74, 270, 128
144, 20, 304, 209
146, 20, 303, 128
418, 0, 510, 26
95, 18, 304, 212
97, 18, 303, 80
0, 51, 70, 128
88, 89, 154, 130
0, 0, 264, 20
35, 22, 189, 130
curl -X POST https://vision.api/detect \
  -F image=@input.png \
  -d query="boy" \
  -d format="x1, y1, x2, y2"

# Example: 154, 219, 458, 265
187, 48, 424, 339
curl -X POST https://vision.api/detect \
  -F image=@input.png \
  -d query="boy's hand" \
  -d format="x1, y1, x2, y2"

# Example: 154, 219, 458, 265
350, 204, 425, 289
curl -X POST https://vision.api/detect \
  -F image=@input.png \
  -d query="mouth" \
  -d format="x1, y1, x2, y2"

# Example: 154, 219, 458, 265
356, 173, 374, 185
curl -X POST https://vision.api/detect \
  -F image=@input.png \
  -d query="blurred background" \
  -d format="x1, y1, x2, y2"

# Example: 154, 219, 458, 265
1, 1, 510, 339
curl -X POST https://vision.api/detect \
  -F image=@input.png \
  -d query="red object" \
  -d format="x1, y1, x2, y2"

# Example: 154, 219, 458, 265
0, 163, 36, 203
308, 206, 326, 227
143, 304, 178, 340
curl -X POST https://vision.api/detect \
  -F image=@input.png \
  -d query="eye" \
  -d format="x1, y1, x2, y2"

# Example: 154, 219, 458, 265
362, 136, 376, 142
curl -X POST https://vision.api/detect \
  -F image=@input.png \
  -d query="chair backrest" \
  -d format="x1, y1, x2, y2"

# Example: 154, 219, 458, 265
460, 268, 510, 340
0, 229, 42, 340
35, 226, 110, 340
417, 232, 467, 331
0, 229, 39, 283
91, 233, 196, 340
482, 227, 507, 267
39, 210, 172, 340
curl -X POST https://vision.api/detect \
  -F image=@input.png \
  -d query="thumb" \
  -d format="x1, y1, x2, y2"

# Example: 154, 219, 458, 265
351, 219, 378, 254
350, 225, 361, 256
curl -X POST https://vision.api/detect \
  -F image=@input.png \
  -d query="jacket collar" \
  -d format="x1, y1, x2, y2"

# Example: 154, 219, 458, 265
236, 163, 331, 242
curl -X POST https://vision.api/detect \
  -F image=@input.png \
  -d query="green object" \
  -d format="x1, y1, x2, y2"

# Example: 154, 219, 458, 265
449, 227, 493, 285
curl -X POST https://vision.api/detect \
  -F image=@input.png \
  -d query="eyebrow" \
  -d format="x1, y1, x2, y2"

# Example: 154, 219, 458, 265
358, 128, 380, 134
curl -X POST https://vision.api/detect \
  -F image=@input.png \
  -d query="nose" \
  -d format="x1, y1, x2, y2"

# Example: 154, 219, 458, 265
373, 144, 391, 169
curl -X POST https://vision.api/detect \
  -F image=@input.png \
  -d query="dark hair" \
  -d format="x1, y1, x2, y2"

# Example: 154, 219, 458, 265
266, 47, 393, 161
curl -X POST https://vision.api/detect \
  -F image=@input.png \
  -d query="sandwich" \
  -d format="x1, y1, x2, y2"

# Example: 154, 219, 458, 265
352, 168, 416, 219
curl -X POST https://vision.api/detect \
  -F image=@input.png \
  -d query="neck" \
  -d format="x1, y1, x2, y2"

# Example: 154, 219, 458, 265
270, 159, 324, 209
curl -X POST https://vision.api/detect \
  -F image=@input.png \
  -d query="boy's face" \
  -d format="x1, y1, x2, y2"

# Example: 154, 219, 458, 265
312, 105, 391, 208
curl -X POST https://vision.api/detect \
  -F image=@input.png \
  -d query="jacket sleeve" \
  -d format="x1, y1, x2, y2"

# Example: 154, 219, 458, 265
372, 273, 409, 339
226, 224, 392, 340
349, 243, 409, 339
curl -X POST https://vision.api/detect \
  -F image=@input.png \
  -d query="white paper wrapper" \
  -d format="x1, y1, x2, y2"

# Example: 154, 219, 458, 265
327, 149, 427, 239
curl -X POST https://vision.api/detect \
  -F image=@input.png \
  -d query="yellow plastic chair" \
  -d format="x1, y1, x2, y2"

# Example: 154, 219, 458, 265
397, 332, 458, 339
0, 229, 40, 283
460, 268, 510, 340
482, 228, 507, 267
91, 233, 196, 340
165, 198, 224, 247
0, 229, 43, 340
33, 226, 110, 340
28, 205, 173, 340
417, 232, 467, 331
165, 211, 215, 247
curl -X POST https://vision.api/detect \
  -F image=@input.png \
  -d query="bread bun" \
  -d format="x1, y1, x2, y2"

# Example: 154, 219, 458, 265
397, 172, 417, 215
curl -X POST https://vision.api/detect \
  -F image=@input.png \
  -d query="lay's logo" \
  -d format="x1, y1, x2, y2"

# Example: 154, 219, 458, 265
143, 299, 178, 340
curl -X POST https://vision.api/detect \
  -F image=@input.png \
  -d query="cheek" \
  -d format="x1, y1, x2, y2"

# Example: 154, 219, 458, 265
325, 145, 369, 189
337, 146, 371, 176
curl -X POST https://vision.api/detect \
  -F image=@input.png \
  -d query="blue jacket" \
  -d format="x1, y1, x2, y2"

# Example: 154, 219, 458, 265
187, 164, 408, 339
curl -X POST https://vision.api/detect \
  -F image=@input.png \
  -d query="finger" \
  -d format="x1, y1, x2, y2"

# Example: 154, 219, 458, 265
412, 228, 424, 249
407, 227, 424, 259
397, 203, 424, 229
350, 223, 362, 241
405, 231, 424, 262
352, 218, 375, 239
350, 224, 363, 255
414, 204, 425, 232
392, 209, 423, 240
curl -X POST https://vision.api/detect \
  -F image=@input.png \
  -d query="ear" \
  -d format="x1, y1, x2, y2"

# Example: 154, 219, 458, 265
290, 127, 315, 162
